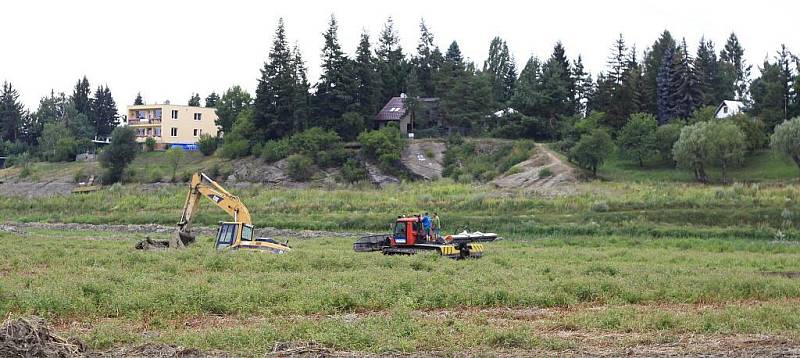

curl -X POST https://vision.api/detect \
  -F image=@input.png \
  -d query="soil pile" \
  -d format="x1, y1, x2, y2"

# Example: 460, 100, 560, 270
492, 144, 580, 197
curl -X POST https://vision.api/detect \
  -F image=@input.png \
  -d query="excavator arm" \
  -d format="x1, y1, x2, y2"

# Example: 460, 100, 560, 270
169, 173, 252, 248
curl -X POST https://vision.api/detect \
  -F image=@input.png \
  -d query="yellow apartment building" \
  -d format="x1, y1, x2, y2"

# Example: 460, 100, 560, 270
127, 104, 219, 150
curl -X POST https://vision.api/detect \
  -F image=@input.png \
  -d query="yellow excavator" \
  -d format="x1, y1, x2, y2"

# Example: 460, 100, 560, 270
136, 172, 291, 254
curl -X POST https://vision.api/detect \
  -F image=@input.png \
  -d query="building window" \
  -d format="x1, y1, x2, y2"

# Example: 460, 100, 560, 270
723, 107, 728, 114
155, 128, 161, 137
193, 129, 200, 137
171, 110, 178, 119
193, 113, 202, 121
154, 109, 162, 119
170, 128, 178, 137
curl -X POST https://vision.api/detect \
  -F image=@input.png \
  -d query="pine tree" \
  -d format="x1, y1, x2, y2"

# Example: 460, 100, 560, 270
188, 93, 201, 106
608, 34, 628, 86
694, 37, 723, 106
550, 42, 577, 115
483, 36, 513, 104
134, 92, 144, 105
254, 18, 300, 141
412, 19, 439, 97
205, 92, 220, 107
72, 76, 91, 116
291, 45, 311, 132
0, 82, 25, 142
314, 15, 357, 133
503, 58, 517, 106
643, 30, 677, 115
656, 46, 677, 124
720, 33, 751, 101
669, 40, 702, 120
572, 56, 593, 116
511, 56, 543, 117
89, 85, 118, 138
376, 17, 407, 102
353, 31, 382, 117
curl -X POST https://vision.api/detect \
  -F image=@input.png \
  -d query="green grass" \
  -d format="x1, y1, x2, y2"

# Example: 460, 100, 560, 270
600, 150, 799, 183
3, 229, 800, 354
1, 181, 798, 241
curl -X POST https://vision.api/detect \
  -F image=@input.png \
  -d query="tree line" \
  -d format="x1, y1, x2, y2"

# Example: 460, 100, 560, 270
2, 16, 799, 175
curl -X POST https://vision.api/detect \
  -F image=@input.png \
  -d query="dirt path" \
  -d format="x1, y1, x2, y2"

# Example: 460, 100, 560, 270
492, 143, 581, 197
401, 139, 446, 180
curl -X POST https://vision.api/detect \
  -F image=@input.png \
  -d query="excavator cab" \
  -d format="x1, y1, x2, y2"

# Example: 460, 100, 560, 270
215, 222, 253, 250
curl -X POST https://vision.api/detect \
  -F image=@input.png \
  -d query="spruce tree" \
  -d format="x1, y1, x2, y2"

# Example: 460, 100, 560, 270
720, 33, 751, 101
656, 46, 677, 124
254, 18, 299, 141
134, 92, 144, 105
643, 30, 677, 115
0, 82, 25, 142
483, 36, 513, 104
608, 34, 628, 86
572, 56, 593, 116
550, 42, 577, 115
511, 56, 542, 117
72, 76, 91, 116
291, 45, 311, 132
412, 19, 439, 97
669, 40, 702, 120
188, 93, 201, 106
89, 85, 118, 138
376, 17, 407, 102
353, 31, 382, 117
314, 15, 357, 133
205, 92, 220, 107
694, 37, 723, 106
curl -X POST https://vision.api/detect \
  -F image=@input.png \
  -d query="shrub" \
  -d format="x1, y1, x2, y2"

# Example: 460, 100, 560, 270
99, 127, 138, 184
731, 114, 767, 151
166, 147, 185, 182
286, 154, 314, 181
592, 201, 610, 212
220, 139, 250, 159
145, 168, 163, 183
358, 126, 406, 173
220, 109, 255, 159
538, 167, 554, 178
144, 137, 157, 152
770, 117, 800, 173
340, 159, 367, 183
289, 127, 346, 167
654, 122, 683, 163
196, 134, 217, 156
570, 129, 615, 177
618, 113, 658, 167
708, 121, 746, 184
261, 138, 290, 163
673, 121, 713, 183
19, 166, 31, 179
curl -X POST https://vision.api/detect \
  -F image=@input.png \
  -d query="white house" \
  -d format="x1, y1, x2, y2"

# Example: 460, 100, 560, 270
715, 100, 744, 119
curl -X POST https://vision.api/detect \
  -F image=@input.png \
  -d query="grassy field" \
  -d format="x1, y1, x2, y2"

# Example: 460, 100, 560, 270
1, 180, 798, 241
2, 228, 800, 355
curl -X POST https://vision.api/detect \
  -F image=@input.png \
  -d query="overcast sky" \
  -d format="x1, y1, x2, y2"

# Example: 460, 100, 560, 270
1, 0, 798, 113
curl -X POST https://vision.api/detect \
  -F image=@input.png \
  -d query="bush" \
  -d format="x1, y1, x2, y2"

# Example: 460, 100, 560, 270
166, 146, 185, 182
340, 159, 367, 183
591, 201, 610, 212
443, 140, 535, 182
197, 134, 218, 156
770, 117, 800, 173
289, 127, 346, 167
570, 129, 615, 177
731, 114, 767, 151
144, 137, 157, 152
538, 167, 554, 178
261, 138, 290, 163
220, 139, 250, 159
286, 154, 314, 181
358, 126, 406, 173
673, 121, 713, 183
654, 122, 683, 163
99, 127, 138, 184
708, 121, 746, 184
618, 113, 658, 167
220, 109, 255, 159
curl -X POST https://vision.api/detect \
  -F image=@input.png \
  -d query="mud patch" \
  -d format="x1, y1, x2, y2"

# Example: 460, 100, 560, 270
0, 316, 86, 357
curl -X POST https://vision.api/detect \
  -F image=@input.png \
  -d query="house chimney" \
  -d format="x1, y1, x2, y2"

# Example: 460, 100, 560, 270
400, 93, 407, 99
165, 100, 170, 105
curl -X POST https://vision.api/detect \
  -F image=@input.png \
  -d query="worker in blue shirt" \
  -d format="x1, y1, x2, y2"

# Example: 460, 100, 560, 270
421, 212, 432, 241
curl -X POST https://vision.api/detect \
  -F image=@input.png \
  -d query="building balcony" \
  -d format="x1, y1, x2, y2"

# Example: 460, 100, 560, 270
129, 118, 162, 125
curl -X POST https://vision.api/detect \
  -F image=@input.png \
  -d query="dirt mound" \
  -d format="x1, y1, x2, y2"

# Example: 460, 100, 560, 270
363, 161, 400, 188
0, 316, 86, 358
401, 140, 445, 180
228, 158, 339, 189
492, 144, 580, 197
